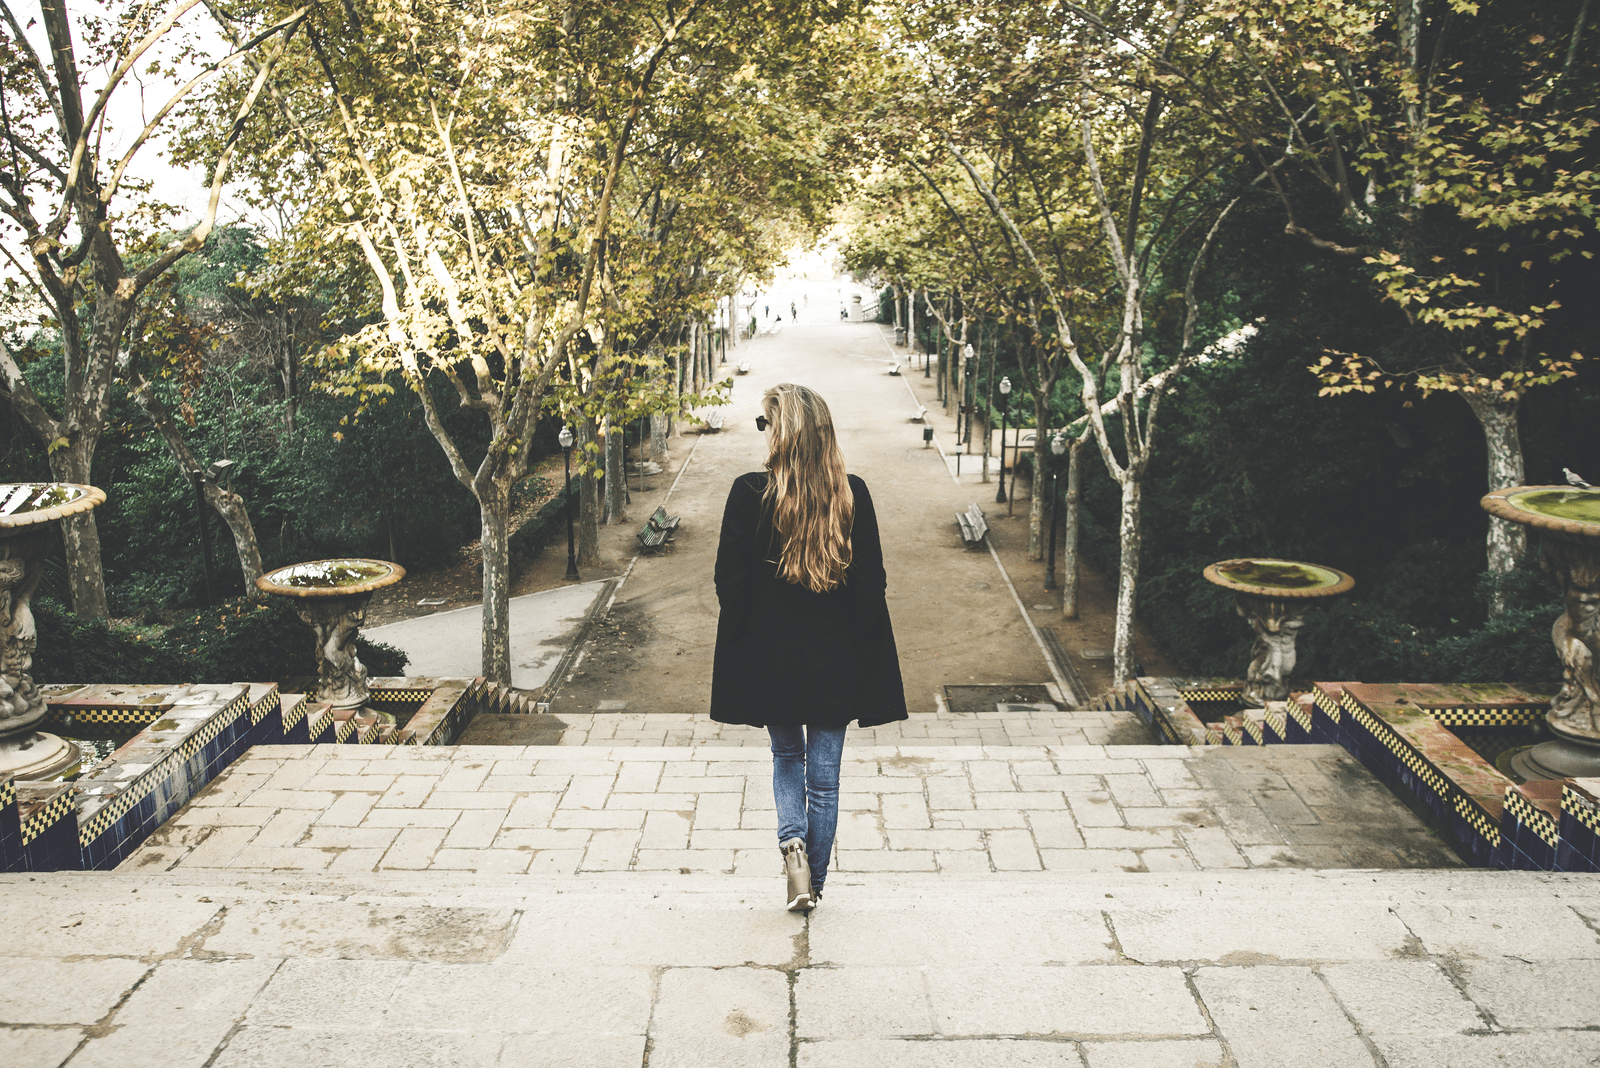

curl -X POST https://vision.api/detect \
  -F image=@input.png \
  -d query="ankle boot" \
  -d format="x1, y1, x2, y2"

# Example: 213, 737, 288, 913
782, 838, 811, 911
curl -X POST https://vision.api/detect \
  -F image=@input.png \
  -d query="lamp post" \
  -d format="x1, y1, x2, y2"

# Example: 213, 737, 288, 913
996, 377, 1011, 504
958, 343, 974, 447
559, 425, 580, 581
1045, 433, 1066, 590
190, 469, 218, 605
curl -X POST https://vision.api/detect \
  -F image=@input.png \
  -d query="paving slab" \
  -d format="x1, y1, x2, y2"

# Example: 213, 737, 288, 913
7, 869, 1596, 1068
121, 743, 1462, 878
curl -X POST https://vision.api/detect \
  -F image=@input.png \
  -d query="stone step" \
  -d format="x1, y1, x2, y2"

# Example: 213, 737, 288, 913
4, 867, 1598, 1068
121, 741, 1463, 878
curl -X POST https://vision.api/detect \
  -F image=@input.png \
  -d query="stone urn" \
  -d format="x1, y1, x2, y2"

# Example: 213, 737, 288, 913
1203, 558, 1356, 707
0, 482, 106, 778
1481, 486, 1600, 780
256, 559, 404, 710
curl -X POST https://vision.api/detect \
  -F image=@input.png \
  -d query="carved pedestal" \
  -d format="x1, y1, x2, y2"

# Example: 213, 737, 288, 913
0, 484, 104, 779
1510, 536, 1600, 780
296, 594, 374, 710
0, 527, 77, 779
257, 559, 404, 712
1203, 558, 1354, 711
1481, 486, 1600, 781
1236, 595, 1308, 707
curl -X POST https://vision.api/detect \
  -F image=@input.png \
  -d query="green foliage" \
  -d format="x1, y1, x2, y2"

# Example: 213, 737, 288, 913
33, 596, 408, 685
508, 481, 579, 574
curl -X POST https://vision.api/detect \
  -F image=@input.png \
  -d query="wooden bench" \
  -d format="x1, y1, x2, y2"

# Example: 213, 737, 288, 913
909, 404, 928, 423
705, 409, 726, 432
736, 359, 752, 375
956, 503, 988, 549
638, 505, 682, 554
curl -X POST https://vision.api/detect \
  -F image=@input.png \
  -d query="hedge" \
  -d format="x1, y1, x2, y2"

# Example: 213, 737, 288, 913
32, 595, 409, 686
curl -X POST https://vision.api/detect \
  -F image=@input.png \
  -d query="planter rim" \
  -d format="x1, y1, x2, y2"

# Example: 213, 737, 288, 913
256, 557, 406, 598
1202, 557, 1355, 599
1481, 485, 1600, 544
0, 483, 105, 529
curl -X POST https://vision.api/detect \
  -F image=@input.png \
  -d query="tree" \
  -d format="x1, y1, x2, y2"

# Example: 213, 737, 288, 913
198, 0, 862, 683
1074, 0, 1599, 605
880, 0, 1247, 680
0, 0, 301, 616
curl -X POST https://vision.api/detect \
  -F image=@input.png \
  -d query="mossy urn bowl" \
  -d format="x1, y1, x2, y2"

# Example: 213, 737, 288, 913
256, 558, 405, 598
1202, 558, 1355, 599
1480, 486, 1600, 545
0, 482, 106, 530
0, 482, 106, 779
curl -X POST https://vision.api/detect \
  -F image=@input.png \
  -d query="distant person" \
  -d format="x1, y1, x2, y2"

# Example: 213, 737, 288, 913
764, 303, 770, 317
839, 304, 847, 320
711, 384, 907, 911
790, 301, 797, 320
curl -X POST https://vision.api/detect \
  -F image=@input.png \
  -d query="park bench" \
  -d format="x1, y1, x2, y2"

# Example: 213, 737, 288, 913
736, 359, 752, 375
638, 505, 682, 554
705, 409, 725, 432
888, 358, 903, 376
956, 503, 988, 549
909, 404, 928, 423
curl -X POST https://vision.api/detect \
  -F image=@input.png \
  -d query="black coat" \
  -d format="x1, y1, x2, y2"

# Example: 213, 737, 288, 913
710, 472, 908, 729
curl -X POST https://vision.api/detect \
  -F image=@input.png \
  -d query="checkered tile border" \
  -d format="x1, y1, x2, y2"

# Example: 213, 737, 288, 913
23, 788, 75, 847
1562, 786, 1600, 835
77, 689, 249, 848
41, 705, 169, 727
370, 688, 432, 705
248, 689, 282, 726
1178, 687, 1245, 703
1505, 788, 1559, 848
1429, 704, 1547, 728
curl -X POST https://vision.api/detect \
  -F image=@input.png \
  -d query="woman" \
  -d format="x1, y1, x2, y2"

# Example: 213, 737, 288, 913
711, 384, 908, 911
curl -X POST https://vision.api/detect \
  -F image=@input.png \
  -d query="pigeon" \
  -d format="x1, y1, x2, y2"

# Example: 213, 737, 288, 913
1565, 468, 1591, 488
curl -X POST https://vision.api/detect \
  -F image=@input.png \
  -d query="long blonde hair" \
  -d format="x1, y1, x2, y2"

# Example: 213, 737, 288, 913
761, 383, 854, 592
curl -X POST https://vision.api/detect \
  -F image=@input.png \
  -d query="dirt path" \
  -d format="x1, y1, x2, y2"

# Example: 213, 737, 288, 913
367, 298, 1180, 706
539, 294, 1177, 720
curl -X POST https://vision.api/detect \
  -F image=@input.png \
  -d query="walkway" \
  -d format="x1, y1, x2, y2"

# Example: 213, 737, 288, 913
6, 308, 1593, 1068
542, 303, 1110, 726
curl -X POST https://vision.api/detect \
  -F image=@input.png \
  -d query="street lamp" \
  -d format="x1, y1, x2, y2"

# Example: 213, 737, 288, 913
1045, 433, 1066, 590
996, 377, 1011, 504
190, 468, 217, 606
958, 343, 974, 446
558, 425, 580, 581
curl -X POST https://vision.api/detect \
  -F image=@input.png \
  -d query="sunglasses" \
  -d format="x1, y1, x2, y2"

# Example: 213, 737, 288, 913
756, 415, 771, 431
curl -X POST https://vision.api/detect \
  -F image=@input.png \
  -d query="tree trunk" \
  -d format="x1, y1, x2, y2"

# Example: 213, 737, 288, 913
1462, 391, 1527, 611
577, 417, 601, 567
124, 370, 266, 594
651, 410, 668, 463
47, 443, 110, 618
204, 483, 266, 595
603, 419, 627, 522
1062, 436, 1084, 620
1029, 396, 1049, 560
478, 481, 512, 685
1112, 475, 1142, 681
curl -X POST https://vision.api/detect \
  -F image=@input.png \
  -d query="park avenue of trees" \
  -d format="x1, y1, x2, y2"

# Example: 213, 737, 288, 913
2, 0, 1596, 686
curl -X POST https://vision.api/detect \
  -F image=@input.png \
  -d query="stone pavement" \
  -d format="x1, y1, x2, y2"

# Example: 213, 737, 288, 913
476, 704, 1150, 748
5, 865, 1600, 1068
121, 742, 1456, 880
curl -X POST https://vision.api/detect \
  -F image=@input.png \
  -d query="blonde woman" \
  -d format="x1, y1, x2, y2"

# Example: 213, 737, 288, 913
711, 384, 908, 910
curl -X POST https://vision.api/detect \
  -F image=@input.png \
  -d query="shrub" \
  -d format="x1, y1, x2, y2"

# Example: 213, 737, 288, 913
508, 481, 577, 577
32, 595, 409, 686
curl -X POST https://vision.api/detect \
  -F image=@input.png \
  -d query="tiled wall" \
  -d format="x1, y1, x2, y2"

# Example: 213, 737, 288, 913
1125, 676, 1592, 872
0, 676, 501, 872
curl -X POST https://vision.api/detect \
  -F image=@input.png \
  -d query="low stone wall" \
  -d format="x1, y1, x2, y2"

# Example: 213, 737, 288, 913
0, 676, 521, 872
1122, 675, 1600, 873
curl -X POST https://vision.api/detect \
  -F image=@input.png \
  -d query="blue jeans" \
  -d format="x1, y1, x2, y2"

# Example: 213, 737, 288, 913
768, 724, 847, 891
